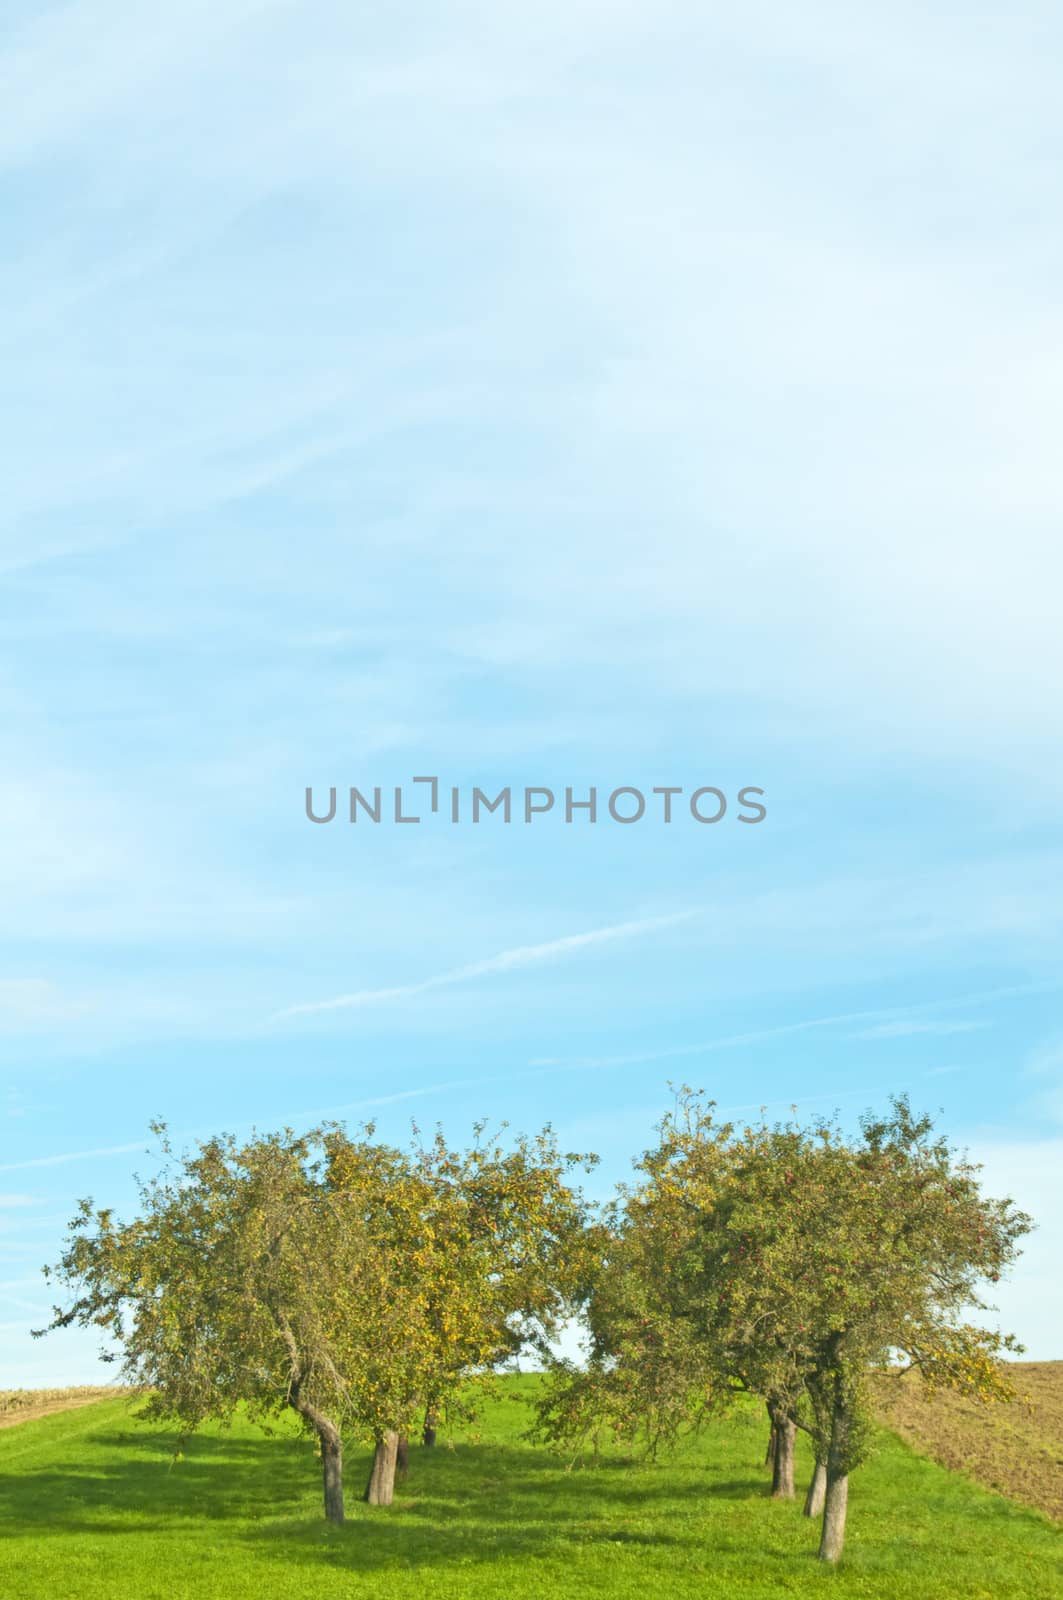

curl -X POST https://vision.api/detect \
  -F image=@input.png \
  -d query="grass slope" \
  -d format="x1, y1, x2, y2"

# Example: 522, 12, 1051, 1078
0, 1387, 126, 1431
0, 1379, 1058, 1600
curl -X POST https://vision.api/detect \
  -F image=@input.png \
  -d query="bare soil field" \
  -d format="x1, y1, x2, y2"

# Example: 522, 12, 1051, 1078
874, 1361, 1063, 1521
0, 1388, 128, 1430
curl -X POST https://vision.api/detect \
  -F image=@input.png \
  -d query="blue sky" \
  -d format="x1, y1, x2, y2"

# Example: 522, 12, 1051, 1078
2, 1, 1062, 1381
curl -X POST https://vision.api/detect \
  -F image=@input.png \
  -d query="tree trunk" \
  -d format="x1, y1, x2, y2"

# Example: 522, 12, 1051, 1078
321, 1431, 345, 1524
423, 1405, 437, 1447
804, 1460, 827, 1518
364, 1430, 400, 1506
771, 1415, 797, 1499
286, 1386, 344, 1524
818, 1470, 849, 1561
818, 1385, 853, 1562
396, 1435, 410, 1480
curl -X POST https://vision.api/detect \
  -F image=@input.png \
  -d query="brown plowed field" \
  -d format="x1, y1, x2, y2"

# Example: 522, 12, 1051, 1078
874, 1361, 1063, 1520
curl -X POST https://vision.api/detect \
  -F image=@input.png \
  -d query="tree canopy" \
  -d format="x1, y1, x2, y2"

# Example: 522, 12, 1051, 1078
39, 1118, 595, 1521
535, 1092, 1031, 1560
39, 1093, 1030, 1559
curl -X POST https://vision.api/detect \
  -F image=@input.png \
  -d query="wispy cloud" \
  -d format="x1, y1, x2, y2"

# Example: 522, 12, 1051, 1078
0, 1195, 37, 1209
962, 1135, 1063, 1360
0, 978, 70, 1030
271, 910, 699, 1022
853, 1020, 988, 1040
0, 1140, 153, 1175
531, 982, 1037, 1070
530, 1014, 874, 1070
1023, 1037, 1063, 1127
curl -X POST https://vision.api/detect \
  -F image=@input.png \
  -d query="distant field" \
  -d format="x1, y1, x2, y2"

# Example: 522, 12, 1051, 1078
0, 1379, 1059, 1600
874, 1361, 1063, 1521
0, 1387, 127, 1430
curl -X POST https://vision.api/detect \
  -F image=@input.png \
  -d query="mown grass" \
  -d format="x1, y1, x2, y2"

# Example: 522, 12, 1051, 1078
0, 1378, 1058, 1599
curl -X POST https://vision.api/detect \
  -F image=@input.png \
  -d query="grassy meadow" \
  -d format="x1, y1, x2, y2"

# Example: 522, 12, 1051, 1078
0, 1378, 1058, 1600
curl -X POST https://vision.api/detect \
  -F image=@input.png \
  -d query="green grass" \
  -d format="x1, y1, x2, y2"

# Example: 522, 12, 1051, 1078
0, 1380, 1058, 1598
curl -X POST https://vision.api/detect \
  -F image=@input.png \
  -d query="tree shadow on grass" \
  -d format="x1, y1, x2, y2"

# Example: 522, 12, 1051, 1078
242, 1446, 693, 1574
246, 1439, 784, 1574
0, 1429, 313, 1537
0, 1424, 776, 1575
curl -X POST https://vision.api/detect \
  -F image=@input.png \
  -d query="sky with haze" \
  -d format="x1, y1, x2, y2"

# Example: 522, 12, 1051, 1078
2, 1, 1062, 1380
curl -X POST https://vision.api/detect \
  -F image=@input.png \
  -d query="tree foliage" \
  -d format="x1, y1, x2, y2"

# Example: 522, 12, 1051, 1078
535, 1091, 1031, 1561
39, 1118, 595, 1521
39, 1092, 1031, 1560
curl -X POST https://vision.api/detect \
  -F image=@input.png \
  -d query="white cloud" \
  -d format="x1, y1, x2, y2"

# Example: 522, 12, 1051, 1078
963, 1137, 1063, 1362
0, 0, 279, 163
0, 1195, 37, 1209
2, 0, 1061, 772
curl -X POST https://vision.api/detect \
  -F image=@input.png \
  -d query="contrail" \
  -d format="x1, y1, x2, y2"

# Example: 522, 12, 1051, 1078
271, 910, 699, 1022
